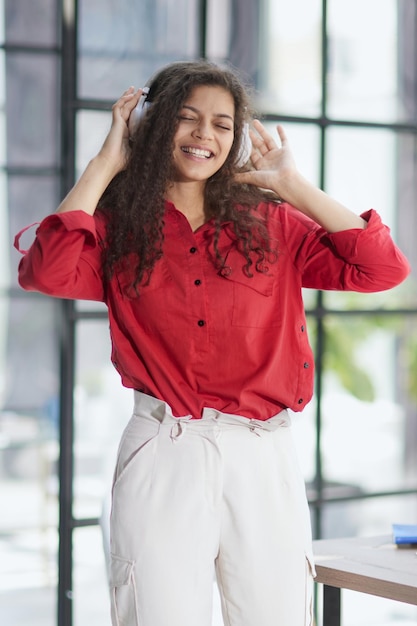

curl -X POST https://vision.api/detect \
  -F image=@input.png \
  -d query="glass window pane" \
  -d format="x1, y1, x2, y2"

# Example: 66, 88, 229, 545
78, 0, 201, 100
397, 0, 417, 122
323, 282, 414, 311
0, 50, 6, 166
206, 0, 260, 85
326, 126, 396, 223
0, 583, 56, 626
73, 526, 111, 625
396, 132, 417, 306
73, 320, 132, 520
0, 0, 4, 44
4, 0, 58, 46
0, 296, 59, 625
321, 493, 417, 543
320, 314, 417, 494
399, 316, 417, 478
338, 588, 417, 626
302, 289, 319, 312
327, 0, 399, 122
76, 110, 111, 176
10, 175, 60, 289
6, 53, 59, 168
4, 296, 60, 412
263, 121, 320, 187
258, 0, 322, 116
0, 173, 9, 288
324, 126, 416, 310
328, 0, 417, 124
1, 1, 59, 622
75, 300, 108, 313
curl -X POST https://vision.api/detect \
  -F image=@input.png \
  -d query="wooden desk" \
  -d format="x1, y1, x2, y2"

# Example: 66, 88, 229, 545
313, 535, 417, 626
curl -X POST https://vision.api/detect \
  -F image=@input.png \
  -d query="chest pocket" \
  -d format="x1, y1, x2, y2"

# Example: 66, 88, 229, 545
222, 248, 281, 329
114, 257, 174, 333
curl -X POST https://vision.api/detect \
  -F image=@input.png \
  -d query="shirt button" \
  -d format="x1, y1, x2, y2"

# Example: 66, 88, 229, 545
303, 362, 310, 368
197, 320, 205, 327
194, 279, 202, 286
190, 247, 197, 254
298, 398, 304, 404
301, 325, 305, 332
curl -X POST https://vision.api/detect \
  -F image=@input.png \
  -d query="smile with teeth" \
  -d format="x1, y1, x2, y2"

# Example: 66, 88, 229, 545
182, 146, 213, 159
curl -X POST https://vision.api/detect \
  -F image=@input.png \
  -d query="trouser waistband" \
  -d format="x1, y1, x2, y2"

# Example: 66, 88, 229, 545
133, 391, 291, 436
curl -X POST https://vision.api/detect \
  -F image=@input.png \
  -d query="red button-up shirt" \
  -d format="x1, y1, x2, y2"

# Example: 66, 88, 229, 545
15, 202, 410, 419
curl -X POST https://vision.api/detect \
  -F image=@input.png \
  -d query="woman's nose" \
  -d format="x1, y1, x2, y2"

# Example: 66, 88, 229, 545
193, 120, 212, 139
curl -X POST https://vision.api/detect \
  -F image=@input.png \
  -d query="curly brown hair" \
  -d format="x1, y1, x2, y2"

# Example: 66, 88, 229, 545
97, 59, 279, 290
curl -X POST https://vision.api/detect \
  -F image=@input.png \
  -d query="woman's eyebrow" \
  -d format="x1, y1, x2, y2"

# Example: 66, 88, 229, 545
182, 104, 234, 122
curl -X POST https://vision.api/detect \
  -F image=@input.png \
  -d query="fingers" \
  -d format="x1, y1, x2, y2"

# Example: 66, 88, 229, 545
251, 119, 288, 146
112, 87, 144, 120
276, 124, 288, 146
249, 119, 281, 161
115, 86, 135, 107
250, 123, 271, 155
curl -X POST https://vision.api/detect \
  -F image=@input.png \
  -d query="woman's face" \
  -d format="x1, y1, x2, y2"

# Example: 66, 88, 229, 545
171, 84, 236, 184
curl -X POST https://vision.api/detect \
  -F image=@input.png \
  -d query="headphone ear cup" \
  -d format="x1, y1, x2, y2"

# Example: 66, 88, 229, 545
235, 123, 252, 168
128, 87, 150, 137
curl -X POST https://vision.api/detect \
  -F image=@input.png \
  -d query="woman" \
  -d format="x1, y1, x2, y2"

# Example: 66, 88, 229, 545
15, 60, 410, 626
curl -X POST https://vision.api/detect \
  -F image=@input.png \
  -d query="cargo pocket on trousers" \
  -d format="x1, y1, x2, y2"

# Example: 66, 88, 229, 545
305, 553, 316, 626
109, 553, 139, 626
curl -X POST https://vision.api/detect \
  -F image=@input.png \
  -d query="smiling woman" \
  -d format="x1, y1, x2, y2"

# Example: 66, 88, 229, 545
91, 60, 282, 289
14, 58, 409, 626
168, 85, 235, 224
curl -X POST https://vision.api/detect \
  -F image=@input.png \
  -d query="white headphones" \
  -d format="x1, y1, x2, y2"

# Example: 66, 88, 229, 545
236, 122, 252, 168
128, 86, 252, 167
128, 87, 151, 137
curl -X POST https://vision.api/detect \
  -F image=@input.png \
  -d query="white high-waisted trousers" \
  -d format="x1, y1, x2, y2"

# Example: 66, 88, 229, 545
109, 392, 316, 626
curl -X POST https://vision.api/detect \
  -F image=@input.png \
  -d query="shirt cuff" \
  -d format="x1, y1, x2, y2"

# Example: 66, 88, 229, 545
38, 210, 98, 249
327, 209, 385, 260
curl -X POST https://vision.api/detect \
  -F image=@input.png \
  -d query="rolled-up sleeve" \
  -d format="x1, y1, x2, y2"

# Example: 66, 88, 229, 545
281, 206, 410, 292
326, 209, 410, 291
15, 210, 105, 301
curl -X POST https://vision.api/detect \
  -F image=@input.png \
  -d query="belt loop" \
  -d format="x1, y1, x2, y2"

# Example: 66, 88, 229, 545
170, 420, 187, 442
248, 419, 263, 436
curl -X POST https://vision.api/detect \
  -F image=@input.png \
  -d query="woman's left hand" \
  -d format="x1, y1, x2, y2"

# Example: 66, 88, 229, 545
236, 120, 367, 233
235, 121, 297, 196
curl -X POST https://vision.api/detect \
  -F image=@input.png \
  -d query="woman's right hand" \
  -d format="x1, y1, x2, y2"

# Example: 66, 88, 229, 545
98, 87, 144, 177
55, 88, 144, 216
